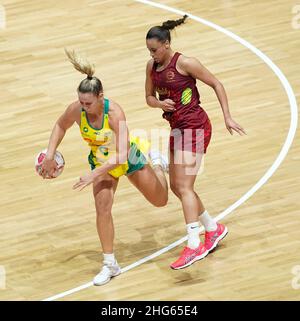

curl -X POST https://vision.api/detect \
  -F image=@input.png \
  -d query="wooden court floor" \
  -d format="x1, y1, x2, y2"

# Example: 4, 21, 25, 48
0, 0, 299, 300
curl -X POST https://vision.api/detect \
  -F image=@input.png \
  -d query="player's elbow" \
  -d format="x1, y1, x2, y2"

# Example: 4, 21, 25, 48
55, 121, 67, 135
212, 80, 223, 90
146, 94, 157, 106
146, 95, 152, 106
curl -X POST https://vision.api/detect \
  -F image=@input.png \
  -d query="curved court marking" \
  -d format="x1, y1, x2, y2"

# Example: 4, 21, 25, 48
42, 0, 298, 301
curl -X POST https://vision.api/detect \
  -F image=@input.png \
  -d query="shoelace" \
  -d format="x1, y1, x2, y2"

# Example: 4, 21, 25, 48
99, 265, 111, 275
205, 231, 218, 243
179, 246, 192, 257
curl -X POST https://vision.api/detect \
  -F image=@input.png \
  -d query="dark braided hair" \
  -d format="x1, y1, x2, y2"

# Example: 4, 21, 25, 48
146, 15, 188, 43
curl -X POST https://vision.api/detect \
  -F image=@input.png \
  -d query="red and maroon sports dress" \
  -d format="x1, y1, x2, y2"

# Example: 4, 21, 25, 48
151, 52, 212, 154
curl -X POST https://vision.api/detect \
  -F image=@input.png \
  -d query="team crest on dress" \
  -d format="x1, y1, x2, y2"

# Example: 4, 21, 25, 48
166, 70, 175, 81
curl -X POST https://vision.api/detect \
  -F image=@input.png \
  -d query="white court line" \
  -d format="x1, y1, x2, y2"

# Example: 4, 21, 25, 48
42, 0, 298, 301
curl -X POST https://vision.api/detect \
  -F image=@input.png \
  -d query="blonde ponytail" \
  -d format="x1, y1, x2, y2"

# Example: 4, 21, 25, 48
64, 48, 95, 78
64, 48, 103, 95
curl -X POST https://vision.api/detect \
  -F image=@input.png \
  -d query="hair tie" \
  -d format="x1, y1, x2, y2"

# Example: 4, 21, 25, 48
87, 75, 93, 80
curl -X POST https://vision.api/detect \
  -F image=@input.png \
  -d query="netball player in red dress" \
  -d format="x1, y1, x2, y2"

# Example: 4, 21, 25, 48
145, 16, 246, 269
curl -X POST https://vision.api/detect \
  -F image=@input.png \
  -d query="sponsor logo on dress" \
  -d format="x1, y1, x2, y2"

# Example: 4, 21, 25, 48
156, 87, 170, 97
181, 88, 192, 105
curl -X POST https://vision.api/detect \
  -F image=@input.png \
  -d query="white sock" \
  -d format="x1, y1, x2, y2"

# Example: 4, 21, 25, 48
103, 253, 116, 266
149, 150, 168, 172
186, 222, 201, 249
148, 150, 160, 166
199, 210, 217, 232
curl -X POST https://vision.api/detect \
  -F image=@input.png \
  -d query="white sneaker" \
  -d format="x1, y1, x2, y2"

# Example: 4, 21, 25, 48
149, 150, 169, 173
93, 262, 121, 286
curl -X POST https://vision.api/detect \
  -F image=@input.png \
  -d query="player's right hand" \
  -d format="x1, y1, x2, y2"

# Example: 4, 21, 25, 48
40, 159, 58, 179
160, 99, 176, 112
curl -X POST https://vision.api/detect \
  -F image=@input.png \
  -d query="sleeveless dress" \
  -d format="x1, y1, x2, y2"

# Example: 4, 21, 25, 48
80, 98, 148, 178
151, 52, 212, 153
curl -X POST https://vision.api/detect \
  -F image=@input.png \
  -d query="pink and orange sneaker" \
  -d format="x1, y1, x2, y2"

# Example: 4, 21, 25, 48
170, 242, 209, 270
204, 223, 228, 252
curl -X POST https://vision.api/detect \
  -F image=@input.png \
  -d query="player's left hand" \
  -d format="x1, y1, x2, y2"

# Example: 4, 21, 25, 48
73, 171, 96, 191
225, 117, 246, 136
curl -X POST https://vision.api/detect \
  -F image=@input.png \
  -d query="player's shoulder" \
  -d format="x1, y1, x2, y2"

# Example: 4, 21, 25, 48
67, 100, 81, 111
146, 58, 155, 70
107, 98, 126, 120
177, 54, 199, 69
65, 100, 82, 117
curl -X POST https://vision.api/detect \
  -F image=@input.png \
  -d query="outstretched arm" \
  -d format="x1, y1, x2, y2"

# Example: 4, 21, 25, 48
181, 56, 246, 135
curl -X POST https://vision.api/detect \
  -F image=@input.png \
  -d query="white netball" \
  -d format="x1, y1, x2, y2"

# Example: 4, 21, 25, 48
35, 149, 65, 178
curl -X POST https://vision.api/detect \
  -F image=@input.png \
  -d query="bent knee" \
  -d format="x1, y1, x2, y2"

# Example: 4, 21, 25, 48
170, 183, 192, 199
170, 183, 183, 198
152, 195, 168, 207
